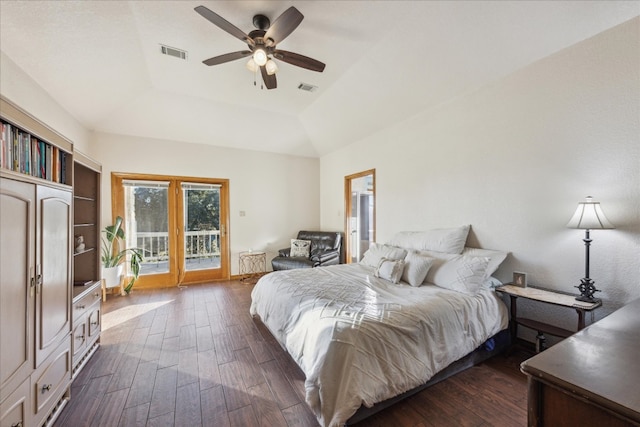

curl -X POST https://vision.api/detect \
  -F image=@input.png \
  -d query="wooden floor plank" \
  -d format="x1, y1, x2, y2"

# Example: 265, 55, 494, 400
197, 349, 221, 391
91, 388, 130, 427
260, 359, 301, 410
141, 332, 163, 362
219, 360, 252, 412
196, 325, 214, 352
200, 385, 231, 427
177, 348, 199, 387
119, 403, 150, 427
175, 382, 202, 427
125, 360, 158, 409
248, 381, 289, 427
228, 405, 259, 427
235, 347, 266, 389
55, 280, 529, 427
158, 336, 179, 368
148, 366, 178, 419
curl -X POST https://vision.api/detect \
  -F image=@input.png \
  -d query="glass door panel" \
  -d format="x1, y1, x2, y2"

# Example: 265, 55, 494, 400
122, 180, 172, 281
182, 183, 221, 272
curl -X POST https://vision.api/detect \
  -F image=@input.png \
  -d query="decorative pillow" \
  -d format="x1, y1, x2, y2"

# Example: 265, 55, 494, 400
462, 247, 508, 279
290, 239, 311, 257
421, 250, 490, 295
374, 258, 405, 284
401, 251, 435, 287
483, 276, 503, 289
387, 225, 470, 254
360, 243, 407, 268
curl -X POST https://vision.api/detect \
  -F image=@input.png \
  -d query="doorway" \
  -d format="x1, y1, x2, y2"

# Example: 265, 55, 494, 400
345, 169, 375, 263
111, 173, 229, 287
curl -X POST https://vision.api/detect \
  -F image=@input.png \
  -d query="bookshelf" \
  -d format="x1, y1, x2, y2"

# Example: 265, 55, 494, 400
73, 151, 101, 288
71, 152, 102, 378
1, 98, 72, 186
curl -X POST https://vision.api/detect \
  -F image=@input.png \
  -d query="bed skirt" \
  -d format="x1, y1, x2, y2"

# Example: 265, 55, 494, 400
345, 328, 511, 425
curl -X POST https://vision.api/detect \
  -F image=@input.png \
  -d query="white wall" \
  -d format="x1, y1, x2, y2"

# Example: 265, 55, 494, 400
320, 18, 640, 336
91, 132, 320, 275
0, 52, 90, 152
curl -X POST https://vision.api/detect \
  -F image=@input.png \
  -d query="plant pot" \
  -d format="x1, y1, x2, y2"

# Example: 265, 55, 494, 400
102, 265, 123, 288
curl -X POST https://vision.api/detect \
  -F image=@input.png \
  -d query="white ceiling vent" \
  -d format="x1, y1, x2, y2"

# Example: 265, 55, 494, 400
298, 82, 318, 92
160, 44, 187, 60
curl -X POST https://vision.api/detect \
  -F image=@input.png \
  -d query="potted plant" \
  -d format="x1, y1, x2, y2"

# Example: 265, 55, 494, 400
101, 216, 144, 294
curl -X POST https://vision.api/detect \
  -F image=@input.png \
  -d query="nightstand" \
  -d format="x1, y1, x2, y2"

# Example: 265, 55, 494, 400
495, 284, 601, 352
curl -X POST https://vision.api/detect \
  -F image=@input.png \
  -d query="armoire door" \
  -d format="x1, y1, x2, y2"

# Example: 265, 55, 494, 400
34, 185, 72, 367
0, 178, 35, 401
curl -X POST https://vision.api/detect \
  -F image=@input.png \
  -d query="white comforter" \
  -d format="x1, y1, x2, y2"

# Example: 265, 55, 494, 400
249, 263, 508, 427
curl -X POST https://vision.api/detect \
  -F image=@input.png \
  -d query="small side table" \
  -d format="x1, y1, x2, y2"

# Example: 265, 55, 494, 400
495, 284, 601, 352
239, 251, 266, 284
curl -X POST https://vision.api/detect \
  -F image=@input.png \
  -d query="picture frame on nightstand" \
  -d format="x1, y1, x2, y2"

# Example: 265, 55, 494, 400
513, 271, 527, 288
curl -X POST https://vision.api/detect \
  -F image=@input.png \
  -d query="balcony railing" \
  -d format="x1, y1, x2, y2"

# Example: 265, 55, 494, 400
136, 230, 221, 264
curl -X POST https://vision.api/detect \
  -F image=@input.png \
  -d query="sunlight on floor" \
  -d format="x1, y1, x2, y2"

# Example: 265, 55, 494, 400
102, 300, 174, 331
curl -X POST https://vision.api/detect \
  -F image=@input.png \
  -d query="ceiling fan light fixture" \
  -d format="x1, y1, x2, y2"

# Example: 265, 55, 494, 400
253, 48, 268, 66
246, 58, 258, 72
265, 59, 278, 75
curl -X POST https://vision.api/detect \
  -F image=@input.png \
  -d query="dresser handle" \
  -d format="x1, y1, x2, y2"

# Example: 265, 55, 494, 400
75, 334, 85, 340
91, 321, 99, 326
76, 305, 85, 310
94, 292, 100, 298
12, 421, 23, 427
41, 384, 52, 393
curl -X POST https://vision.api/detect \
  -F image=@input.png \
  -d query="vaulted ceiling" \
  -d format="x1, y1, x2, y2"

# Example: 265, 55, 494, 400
1, 1, 637, 157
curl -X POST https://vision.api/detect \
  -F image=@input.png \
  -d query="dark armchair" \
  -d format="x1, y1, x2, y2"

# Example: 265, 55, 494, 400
271, 230, 343, 271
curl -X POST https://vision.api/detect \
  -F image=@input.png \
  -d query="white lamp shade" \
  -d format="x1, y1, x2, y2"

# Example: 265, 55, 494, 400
265, 59, 278, 75
246, 58, 258, 72
253, 49, 267, 66
566, 196, 615, 230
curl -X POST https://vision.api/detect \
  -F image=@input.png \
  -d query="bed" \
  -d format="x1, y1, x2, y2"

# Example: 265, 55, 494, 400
249, 226, 510, 427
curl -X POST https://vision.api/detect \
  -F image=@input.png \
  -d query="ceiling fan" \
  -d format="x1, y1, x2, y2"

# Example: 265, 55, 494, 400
194, 5, 325, 90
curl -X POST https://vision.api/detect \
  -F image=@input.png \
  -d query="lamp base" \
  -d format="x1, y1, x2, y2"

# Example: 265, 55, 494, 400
575, 277, 600, 303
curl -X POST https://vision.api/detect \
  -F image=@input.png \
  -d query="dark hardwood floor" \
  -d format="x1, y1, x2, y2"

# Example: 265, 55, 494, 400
54, 280, 529, 427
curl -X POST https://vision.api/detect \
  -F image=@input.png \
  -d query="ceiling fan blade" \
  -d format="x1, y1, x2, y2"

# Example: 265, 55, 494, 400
263, 6, 303, 45
260, 66, 277, 90
203, 51, 252, 66
195, 6, 253, 45
273, 50, 325, 72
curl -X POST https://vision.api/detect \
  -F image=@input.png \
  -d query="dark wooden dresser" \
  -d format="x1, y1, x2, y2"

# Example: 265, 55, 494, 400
521, 297, 640, 426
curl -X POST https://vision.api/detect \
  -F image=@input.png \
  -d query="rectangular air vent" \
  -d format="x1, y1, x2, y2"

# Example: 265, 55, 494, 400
298, 82, 318, 92
160, 44, 187, 60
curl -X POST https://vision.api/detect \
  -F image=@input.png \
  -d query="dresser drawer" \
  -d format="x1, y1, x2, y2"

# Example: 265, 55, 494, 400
72, 287, 101, 321
87, 302, 101, 344
71, 318, 87, 364
32, 337, 70, 417
0, 377, 31, 427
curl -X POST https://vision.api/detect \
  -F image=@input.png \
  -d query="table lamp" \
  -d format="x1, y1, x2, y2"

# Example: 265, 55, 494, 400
566, 196, 614, 303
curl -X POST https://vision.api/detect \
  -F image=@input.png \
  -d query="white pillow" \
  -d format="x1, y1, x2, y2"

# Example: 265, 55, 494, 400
462, 247, 508, 279
374, 258, 405, 284
290, 239, 311, 257
360, 243, 407, 268
421, 251, 490, 295
387, 225, 470, 254
402, 251, 435, 287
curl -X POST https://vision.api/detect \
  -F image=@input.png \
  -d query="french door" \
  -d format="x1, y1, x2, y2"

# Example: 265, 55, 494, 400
345, 169, 375, 263
111, 173, 229, 288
